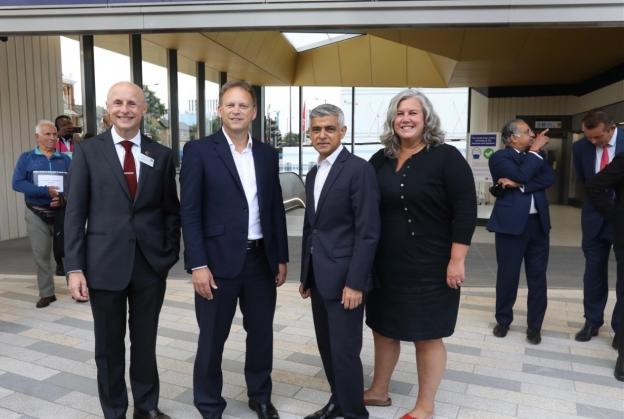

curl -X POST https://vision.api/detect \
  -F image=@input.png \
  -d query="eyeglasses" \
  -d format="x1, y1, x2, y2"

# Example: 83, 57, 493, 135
513, 128, 534, 136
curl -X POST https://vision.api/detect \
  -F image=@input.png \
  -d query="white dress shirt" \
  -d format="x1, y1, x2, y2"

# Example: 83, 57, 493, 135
111, 126, 141, 181
224, 130, 263, 240
513, 148, 541, 214
594, 128, 617, 173
314, 145, 344, 210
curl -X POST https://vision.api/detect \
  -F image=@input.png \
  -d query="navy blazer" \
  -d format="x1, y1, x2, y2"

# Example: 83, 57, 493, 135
180, 129, 288, 278
64, 131, 181, 290
573, 127, 624, 240
300, 148, 380, 299
486, 147, 554, 235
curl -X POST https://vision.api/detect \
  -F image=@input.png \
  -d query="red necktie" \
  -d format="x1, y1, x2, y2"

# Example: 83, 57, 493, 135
599, 145, 609, 171
121, 140, 137, 200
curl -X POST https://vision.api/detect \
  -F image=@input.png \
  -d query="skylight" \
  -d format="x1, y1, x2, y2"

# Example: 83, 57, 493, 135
282, 33, 361, 52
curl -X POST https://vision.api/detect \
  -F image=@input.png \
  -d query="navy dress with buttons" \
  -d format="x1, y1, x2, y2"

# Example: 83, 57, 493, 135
366, 144, 477, 341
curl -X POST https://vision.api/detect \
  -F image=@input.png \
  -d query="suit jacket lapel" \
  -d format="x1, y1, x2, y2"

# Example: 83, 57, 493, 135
252, 140, 265, 212
99, 131, 132, 201
615, 127, 624, 155
214, 131, 245, 195
306, 166, 318, 224
135, 136, 155, 202
315, 148, 349, 217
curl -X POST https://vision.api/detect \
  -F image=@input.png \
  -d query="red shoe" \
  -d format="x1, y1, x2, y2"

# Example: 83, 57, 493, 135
401, 415, 416, 419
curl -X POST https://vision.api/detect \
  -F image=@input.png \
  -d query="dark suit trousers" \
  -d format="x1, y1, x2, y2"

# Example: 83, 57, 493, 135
495, 215, 549, 330
582, 231, 621, 331
616, 247, 624, 357
89, 246, 166, 419
309, 268, 368, 419
193, 246, 276, 419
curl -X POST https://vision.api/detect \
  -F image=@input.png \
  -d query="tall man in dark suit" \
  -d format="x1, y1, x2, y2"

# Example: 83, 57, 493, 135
299, 104, 380, 419
65, 82, 180, 419
573, 109, 624, 342
487, 119, 554, 345
180, 80, 288, 419
586, 153, 624, 380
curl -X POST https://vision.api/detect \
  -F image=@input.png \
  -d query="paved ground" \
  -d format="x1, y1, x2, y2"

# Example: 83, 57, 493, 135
0, 276, 622, 419
0, 205, 622, 418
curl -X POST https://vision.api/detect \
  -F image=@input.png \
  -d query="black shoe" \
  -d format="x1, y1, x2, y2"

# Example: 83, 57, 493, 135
36, 295, 57, 308
55, 263, 65, 276
615, 355, 624, 382
304, 402, 342, 419
133, 408, 170, 419
526, 328, 541, 345
248, 400, 279, 419
575, 323, 599, 342
493, 323, 509, 338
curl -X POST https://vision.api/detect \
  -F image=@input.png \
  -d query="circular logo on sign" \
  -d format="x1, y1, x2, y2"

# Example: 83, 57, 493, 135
483, 148, 495, 159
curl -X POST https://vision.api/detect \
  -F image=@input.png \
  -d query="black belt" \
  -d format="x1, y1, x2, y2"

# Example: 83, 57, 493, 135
246, 239, 263, 251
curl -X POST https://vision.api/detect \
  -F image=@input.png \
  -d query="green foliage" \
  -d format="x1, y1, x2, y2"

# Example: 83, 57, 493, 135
143, 86, 168, 142
280, 132, 300, 147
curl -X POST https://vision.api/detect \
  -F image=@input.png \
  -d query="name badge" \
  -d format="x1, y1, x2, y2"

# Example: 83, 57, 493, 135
139, 153, 154, 167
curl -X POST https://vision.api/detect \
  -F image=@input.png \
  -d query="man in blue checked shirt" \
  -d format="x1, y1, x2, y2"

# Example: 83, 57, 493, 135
12, 119, 71, 308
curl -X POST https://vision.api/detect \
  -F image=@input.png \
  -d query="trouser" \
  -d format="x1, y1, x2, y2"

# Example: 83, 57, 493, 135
495, 215, 549, 330
89, 247, 166, 419
193, 246, 276, 419
53, 207, 65, 269
616, 247, 624, 357
582, 233, 621, 332
25, 207, 55, 298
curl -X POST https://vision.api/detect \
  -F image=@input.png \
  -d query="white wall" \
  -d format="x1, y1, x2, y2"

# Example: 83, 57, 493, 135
0, 36, 63, 241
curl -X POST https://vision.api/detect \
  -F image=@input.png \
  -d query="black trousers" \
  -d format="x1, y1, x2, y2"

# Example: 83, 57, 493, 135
616, 247, 624, 357
193, 246, 276, 419
309, 266, 368, 419
89, 247, 166, 419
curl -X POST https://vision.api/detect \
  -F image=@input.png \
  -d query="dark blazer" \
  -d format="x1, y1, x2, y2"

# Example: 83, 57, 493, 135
486, 147, 554, 235
586, 154, 624, 249
573, 127, 624, 240
180, 129, 288, 278
64, 130, 181, 290
300, 148, 380, 299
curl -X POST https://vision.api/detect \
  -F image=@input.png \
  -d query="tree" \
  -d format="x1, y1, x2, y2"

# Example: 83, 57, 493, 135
264, 115, 282, 146
280, 132, 300, 147
143, 86, 168, 142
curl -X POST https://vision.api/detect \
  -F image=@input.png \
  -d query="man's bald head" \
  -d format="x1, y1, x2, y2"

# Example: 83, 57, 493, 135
105, 81, 147, 139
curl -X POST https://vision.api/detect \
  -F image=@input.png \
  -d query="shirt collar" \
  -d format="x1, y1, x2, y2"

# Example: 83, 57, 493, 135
34, 146, 61, 157
317, 144, 344, 167
111, 126, 141, 147
223, 128, 252, 151
607, 128, 617, 148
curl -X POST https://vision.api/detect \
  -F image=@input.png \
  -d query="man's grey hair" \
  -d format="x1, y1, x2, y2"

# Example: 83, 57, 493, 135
309, 104, 345, 127
500, 119, 525, 145
34, 120, 55, 135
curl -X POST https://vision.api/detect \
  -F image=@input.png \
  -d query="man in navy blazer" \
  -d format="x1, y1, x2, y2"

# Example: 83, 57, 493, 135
180, 80, 288, 419
572, 109, 624, 343
487, 119, 554, 345
299, 104, 380, 419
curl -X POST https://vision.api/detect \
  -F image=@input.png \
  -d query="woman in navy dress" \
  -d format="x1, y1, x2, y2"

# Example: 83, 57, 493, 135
364, 90, 477, 419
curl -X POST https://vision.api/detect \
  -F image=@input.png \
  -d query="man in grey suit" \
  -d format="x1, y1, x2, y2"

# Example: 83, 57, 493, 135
300, 104, 380, 419
65, 81, 180, 419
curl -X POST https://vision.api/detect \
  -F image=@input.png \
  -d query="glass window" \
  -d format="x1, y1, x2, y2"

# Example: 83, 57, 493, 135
94, 35, 131, 134
60, 36, 84, 135
142, 38, 169, 145
178, 55, 197, 159
205, 69, 220, 136
265, 86, 300, 174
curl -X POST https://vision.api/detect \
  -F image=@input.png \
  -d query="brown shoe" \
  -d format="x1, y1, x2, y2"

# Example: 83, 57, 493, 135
36, 295, 57, 308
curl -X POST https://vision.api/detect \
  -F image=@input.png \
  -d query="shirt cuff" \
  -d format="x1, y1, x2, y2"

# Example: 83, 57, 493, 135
528, 151, 543, 159
192, 265, 208, 271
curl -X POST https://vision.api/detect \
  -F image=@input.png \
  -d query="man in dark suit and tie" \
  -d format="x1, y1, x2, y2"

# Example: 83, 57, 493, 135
65, 81, 180, 419
586, 153, 624, 380
573, 109, 624, 343
487, 119, 554, 345
299, 104, 380, 419
180, 80, 288, 419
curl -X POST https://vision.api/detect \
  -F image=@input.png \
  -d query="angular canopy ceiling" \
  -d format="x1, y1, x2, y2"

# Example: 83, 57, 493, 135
97, 26, 624, 89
